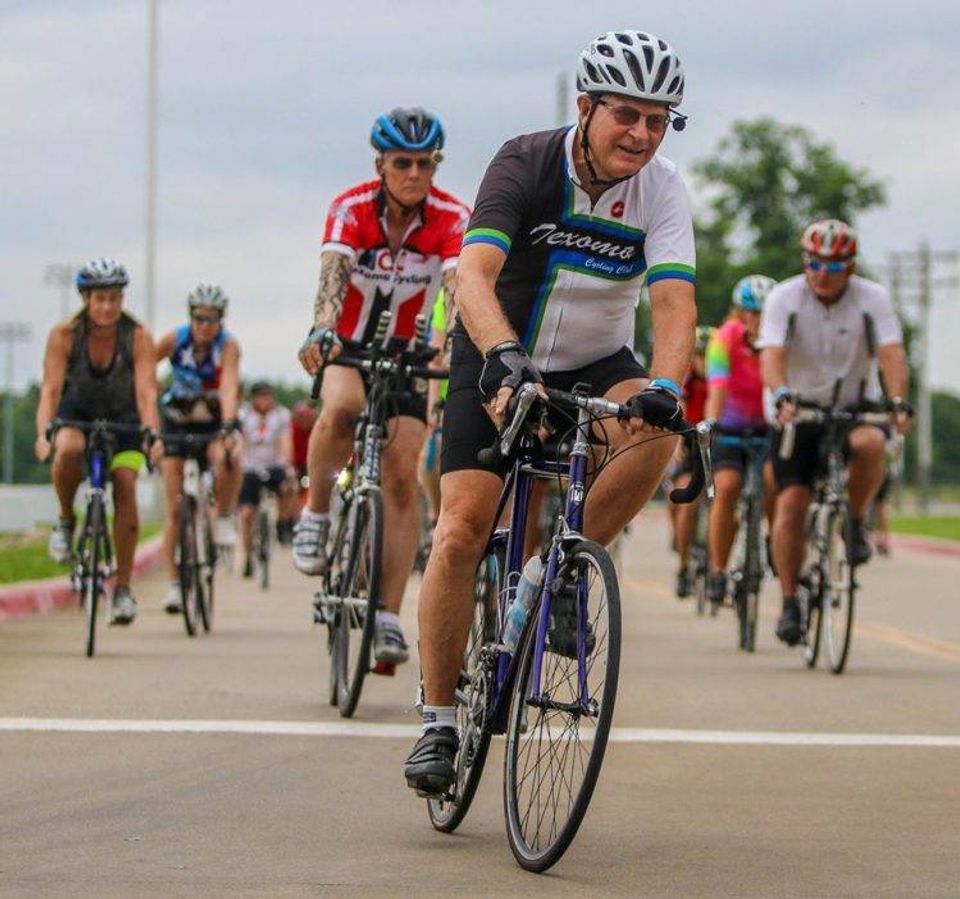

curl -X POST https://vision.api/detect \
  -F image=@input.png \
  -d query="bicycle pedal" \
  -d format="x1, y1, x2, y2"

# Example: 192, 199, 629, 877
372, 660, 396, 677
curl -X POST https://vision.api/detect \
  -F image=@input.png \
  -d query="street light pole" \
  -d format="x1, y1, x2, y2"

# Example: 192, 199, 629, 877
1, 322, 31, 484
44, 264, 75, 319
144, 0, 160, 330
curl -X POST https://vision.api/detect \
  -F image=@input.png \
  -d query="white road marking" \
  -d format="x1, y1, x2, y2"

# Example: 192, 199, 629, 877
1, 717, 958, 747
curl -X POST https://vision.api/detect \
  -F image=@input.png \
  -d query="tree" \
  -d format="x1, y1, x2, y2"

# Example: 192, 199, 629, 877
691, 117, 887, 325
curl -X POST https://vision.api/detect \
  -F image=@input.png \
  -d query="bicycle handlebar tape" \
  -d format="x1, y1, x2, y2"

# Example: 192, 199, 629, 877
669, 450, 705, 504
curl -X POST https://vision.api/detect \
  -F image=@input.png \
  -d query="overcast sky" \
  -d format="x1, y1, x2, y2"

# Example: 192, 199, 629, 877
3, 0, 959, 390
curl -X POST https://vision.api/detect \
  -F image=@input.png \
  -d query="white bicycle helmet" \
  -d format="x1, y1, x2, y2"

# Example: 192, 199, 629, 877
187, 283, 229, 313
76, 258, 129, 292
577, 30, 684, 107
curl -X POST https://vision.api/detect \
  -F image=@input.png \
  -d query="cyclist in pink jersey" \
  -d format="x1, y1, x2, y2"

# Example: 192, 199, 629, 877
703, 275, 777, 607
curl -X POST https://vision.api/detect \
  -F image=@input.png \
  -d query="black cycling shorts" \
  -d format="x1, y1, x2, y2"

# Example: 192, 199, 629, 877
161, 419, 220, 460
341, 339, 428, 424
239, 466, 287, 507
712, 429, 771, 475
441, 338, 647, 477
55, 398, 142, 456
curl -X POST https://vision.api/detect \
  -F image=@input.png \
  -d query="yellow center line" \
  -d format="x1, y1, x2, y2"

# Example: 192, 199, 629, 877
621, 574, 960, 664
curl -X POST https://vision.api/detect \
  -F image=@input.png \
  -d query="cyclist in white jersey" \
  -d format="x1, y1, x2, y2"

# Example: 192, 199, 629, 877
760, 219, 912, 646
405, 30, 698, 797
237, 382, 295, 576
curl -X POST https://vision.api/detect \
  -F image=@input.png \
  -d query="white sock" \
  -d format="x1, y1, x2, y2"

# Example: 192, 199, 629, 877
422, 705, 457, 734
376, 610, 400, 628
299, 509, 329, 523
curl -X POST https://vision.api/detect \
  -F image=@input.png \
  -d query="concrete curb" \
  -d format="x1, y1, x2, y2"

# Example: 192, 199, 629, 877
889, 533, 960, 560
0, 535, 165, 623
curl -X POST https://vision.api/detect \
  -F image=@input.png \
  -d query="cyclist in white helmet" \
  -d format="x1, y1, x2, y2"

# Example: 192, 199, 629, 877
156, 284, 243, 614
35, 259, 162, 625
405, 30, 697, 798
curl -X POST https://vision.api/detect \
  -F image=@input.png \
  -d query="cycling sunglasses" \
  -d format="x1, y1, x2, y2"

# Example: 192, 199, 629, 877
804, 258, 853, 274
191, 313, 221, 325
595, 99, 687, 133
387, 156, 438, 172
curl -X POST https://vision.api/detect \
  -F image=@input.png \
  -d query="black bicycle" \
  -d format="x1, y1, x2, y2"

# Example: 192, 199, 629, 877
419, 382, 712, 872
311, 311, 447, 717
48, 418, 149, 657
780, 397, 889, 673
161, 431, 220, 637
717, 429, 771, 651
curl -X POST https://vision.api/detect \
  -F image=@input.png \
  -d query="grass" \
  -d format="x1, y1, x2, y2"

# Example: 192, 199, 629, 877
889, 516, 960, 543
0, 521, 163, 585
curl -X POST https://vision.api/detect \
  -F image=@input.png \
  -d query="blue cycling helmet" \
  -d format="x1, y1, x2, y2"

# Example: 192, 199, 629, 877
76, 258, 129, 292
370, 107, 445, 153
732, 274, 777, 312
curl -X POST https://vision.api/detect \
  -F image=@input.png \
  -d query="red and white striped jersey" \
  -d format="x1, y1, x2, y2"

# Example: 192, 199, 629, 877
321, 180, 470, 344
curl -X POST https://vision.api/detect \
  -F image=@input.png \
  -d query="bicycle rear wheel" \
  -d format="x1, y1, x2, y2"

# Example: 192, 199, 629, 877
504, 539, 621, 873
335, 487, 383, 718
179, 496, 200, 637
257, 508, 270, 590
427, 545, 501, 833
823, 503, 856, 674
82, 496, 105, 658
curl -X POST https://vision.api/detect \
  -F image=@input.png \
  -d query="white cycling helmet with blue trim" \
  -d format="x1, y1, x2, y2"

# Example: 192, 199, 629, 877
370, 107, 445, 153
187, 283, 229, 313
76, 258, 129, 292
577, 30, 685, 107
732, 275, 777, 312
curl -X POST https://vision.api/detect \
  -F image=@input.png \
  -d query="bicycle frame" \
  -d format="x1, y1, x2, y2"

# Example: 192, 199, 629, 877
483, 401, 601, 732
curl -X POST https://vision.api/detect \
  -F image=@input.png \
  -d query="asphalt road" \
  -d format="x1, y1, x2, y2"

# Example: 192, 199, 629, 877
1, 511, 958, 897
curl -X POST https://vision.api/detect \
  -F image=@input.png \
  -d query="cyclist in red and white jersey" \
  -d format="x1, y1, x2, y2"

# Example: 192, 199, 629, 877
296, 107, 470, 665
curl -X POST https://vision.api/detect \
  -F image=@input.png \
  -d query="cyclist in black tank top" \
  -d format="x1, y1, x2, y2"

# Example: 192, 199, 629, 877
35, 259, 161, 625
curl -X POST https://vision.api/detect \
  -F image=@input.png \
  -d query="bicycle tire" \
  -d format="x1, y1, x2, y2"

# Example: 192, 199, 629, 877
802, 512, 824, 669
198, 507, 215, 633
321, 505, 349, 708
504, 539, 621, 873
427, 546, 501, 833
739, 496, 762, 653
83, 496, 105, 658
823, 502, 856, 674
336, 487, 383, 718
179, 496, 200, 637
257, 509, 270, 590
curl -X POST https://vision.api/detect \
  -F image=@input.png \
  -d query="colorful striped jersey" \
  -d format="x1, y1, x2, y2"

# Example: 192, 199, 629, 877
706, 318, 765, 429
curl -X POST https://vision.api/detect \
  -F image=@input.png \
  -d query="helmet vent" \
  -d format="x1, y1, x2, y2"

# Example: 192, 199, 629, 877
615, 32, 633, 45
606, 65, 626, 87
642, 44, 655, 70
598, 42, 615, 57
652, 58, 671, 93
622, 49, 646, 91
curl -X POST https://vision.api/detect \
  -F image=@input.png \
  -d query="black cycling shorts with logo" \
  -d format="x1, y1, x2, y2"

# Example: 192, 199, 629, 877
239, 466, 287, 507
339, 339, 428, 424
441, 338, 648, 477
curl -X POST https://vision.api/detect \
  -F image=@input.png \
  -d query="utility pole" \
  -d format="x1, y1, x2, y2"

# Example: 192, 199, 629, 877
144, 0, 160, 330
44, 264, 75, 319
556, 72, 569, 127
887, 243, 959, 514
1, 322, 31, 484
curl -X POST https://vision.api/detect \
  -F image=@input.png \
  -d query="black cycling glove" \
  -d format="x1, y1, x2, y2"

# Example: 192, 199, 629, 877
301, 326, 342, 359
627, 386, 683, 429
478, 341, 542, 402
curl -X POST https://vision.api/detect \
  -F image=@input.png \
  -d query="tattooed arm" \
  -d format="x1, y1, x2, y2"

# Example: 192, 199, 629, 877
300, 250, 356, 374
440, 266, 458, 333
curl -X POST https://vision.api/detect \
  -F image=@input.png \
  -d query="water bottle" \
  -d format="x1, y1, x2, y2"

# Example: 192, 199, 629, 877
503, 556, 543, 654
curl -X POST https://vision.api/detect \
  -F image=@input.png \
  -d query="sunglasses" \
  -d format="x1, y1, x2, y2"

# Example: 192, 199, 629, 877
805, 258, 853, 274
191, 313, 221, 325
595, 99, 687, 134
387, 156, 438, 172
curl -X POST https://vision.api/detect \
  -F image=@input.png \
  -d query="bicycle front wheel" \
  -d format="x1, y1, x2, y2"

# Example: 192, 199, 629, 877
823, 503, 856, 674
179, 496, 200, 637
82, 497, 106, 658
504, 539, 621, 873
427, 545, 501, 833
198, 507, 215, 633
335, 487, 383, 718
739, 498, 762, 653
257, 508, 270, 590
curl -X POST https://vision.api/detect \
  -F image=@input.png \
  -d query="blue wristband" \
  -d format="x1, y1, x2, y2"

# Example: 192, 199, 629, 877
773, 385, 794, 406
649, 377, 682, 400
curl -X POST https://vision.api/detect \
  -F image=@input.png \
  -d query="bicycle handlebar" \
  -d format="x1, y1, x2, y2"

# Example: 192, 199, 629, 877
778, 400, 891, 460
476, 383, 713, 504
